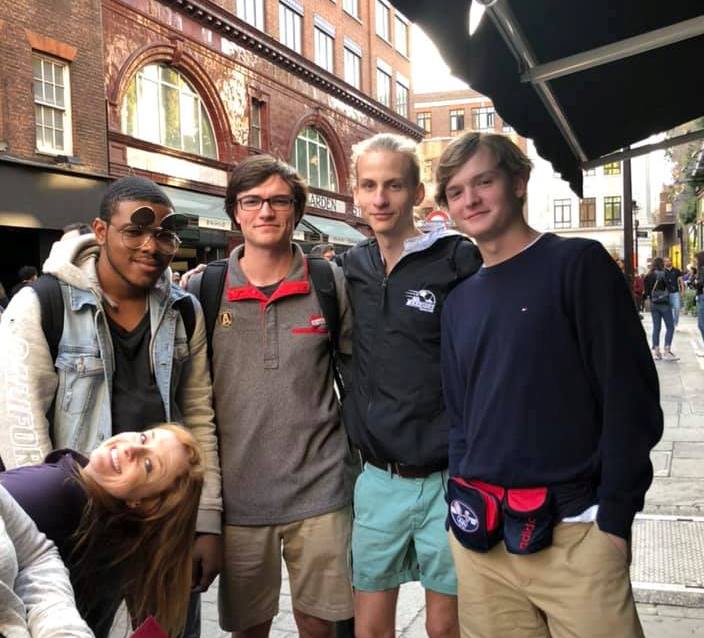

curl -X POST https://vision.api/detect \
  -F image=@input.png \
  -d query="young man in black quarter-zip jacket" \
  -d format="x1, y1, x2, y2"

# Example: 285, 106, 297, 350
337, 133, 481, 638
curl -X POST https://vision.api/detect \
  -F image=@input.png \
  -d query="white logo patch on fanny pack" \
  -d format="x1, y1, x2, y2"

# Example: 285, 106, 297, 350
404, 289, 436, 313
450, 499, 480, 533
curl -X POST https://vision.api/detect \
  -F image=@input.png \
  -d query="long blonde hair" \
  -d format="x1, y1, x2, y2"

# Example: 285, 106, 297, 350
71, 424, 204, 636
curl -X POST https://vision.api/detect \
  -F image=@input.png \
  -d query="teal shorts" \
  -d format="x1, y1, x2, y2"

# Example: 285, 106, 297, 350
352, 463, 457, 595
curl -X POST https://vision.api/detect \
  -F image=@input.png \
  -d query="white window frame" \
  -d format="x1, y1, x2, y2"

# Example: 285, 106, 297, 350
395, 74, 409, 118
416, 111, 431, 135
279, 1, 303, 54
314, 16, 335, 72
33, 54, 72, 155
250, 97, 263, 148
553, 199, 572, 229
343, 0, 359, 19
237, 0, 264, 30
314, 29, 334, 71
344, 41, 362, 89
394, 15, 409, 57
450, 109, 465, 135
375, 0, 390, 42
376, 60, 392, 107
472, 107, 495, 131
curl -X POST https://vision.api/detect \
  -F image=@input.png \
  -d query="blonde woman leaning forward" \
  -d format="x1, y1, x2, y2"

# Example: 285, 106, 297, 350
1, 423, 204, 638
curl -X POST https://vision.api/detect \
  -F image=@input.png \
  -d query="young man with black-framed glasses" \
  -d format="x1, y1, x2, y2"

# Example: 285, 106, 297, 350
187, 154, 355, 638
0, 175, 223, 637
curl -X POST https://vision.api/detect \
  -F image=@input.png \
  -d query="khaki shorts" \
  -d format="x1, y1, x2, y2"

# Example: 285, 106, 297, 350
218, 507, 353, 632
449, 522, 644, 638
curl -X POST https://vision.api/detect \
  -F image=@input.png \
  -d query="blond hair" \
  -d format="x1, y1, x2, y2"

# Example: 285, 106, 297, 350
350, 133, 420, 188
72, 424, 204, 636
435, 132, 533, 208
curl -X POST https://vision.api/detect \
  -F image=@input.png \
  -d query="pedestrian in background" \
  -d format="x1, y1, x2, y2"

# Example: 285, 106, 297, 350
310, 242, 336, 261
695, 251, 704, 357
9, 265, 38, 298
645, 257, 678, 360
663, 256, 684, 327
633, 271, 645, 314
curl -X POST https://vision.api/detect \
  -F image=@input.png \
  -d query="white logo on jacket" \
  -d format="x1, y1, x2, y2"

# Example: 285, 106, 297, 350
404, 289, 436, 313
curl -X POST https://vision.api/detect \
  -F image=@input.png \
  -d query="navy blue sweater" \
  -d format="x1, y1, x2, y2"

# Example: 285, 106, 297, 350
441, 233, 663, 539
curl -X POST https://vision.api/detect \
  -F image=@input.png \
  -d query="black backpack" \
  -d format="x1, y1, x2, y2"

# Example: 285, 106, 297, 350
650, 271, 670, 305
190, 256, 344, 396
32, 275, 196, 364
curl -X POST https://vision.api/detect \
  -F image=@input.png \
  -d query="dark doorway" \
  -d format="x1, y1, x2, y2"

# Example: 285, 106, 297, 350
0, 226, 61, 294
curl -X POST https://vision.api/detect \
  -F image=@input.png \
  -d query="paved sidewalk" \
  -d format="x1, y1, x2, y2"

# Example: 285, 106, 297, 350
111, 315, 704, 637
635, 312, 704, 636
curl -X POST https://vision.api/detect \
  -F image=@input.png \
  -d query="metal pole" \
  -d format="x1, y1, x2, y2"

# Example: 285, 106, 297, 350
623, 155, 634, 282
634, 217, 639, 271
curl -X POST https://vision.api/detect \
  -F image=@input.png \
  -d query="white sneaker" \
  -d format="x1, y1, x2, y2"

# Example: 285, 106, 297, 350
662, 351, 679, 361
695, 350, 704, 358
652, 348, 662, 360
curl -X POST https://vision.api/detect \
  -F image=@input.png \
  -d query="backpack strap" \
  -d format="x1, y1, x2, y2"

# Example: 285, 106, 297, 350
189, 260, 228, 360
31, 274, 64, 364
307, 256, 340, 352
174, 295, 196, 343
307, 256, 345, 399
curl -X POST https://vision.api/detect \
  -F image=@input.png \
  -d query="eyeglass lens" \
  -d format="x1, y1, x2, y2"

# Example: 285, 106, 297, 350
239, 196, 294, 211
120, 226, 181, 253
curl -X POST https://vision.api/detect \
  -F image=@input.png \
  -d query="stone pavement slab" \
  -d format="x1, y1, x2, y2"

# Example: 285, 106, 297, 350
632, 515, 704, 606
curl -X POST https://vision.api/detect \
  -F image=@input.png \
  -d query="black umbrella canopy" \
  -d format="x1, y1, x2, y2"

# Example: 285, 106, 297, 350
396, 0, 704, 196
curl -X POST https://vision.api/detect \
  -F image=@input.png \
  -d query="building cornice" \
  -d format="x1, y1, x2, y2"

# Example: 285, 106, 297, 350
161, 0, 424, 140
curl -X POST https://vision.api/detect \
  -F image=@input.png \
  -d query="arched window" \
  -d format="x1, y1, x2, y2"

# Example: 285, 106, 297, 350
292, 127, 338, 191
121, 64, 217, 159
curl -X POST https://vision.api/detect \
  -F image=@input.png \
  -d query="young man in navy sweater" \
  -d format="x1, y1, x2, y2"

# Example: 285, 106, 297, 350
438, 132, 662, 638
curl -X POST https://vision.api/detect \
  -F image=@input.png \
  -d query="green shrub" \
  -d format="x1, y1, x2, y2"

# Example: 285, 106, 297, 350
683, 288, 697, 315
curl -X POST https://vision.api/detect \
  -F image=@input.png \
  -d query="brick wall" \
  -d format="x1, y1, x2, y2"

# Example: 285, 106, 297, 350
0, 0, 108, 173
104, 0, 415, 197
250, 1, 411, 112
412, 88, 528, 153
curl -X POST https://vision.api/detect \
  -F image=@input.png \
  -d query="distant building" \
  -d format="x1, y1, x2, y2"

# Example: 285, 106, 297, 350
411, 88, 527, 220
526, 137, 670, 270
0, 0, 419, 283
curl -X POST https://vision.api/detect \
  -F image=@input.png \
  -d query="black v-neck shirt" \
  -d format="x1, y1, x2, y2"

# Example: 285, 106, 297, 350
107, 312, 166, 433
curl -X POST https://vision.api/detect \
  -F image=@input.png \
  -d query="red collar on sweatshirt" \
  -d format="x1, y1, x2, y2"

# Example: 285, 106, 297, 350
226, 256, 310, 305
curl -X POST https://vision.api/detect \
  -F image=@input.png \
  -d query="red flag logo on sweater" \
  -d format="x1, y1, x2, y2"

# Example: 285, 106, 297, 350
291, 314, 328, 335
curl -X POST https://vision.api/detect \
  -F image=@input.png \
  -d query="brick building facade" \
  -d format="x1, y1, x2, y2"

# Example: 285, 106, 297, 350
411, 88, 526, 217
0, 2, 108, 285
0, 0, 419, 286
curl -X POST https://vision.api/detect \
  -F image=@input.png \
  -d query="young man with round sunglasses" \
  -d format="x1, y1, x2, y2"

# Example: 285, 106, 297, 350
0, 175, 223, 635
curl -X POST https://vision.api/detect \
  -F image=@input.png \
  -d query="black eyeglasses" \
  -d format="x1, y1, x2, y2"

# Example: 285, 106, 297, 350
237, 195, 295, 212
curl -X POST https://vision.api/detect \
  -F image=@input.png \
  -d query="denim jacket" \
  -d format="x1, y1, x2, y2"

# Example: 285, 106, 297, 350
54, 274, 193, 452
0, 235, 222, 533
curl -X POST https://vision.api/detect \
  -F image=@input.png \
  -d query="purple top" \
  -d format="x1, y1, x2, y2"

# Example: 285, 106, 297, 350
0, 450, 88, 562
